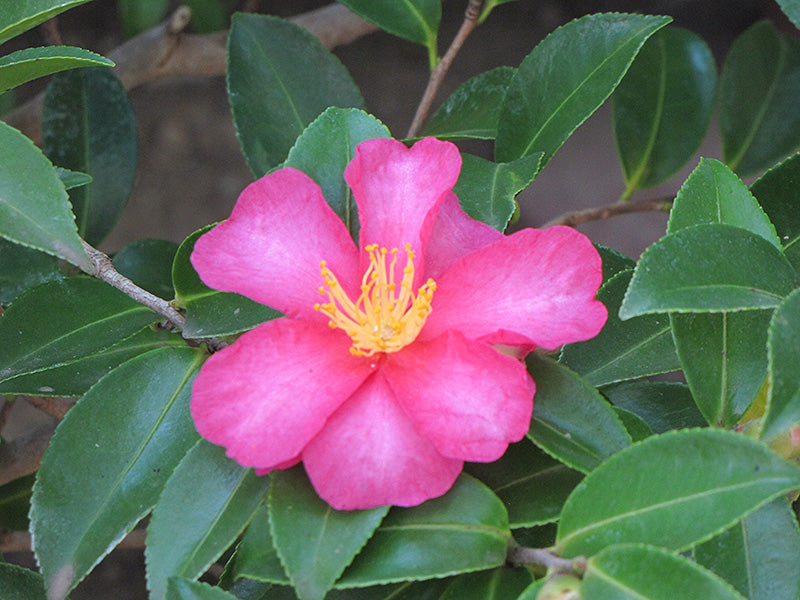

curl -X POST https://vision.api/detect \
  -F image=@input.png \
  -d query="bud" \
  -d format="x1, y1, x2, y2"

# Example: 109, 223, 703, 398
535, 573, 582, 600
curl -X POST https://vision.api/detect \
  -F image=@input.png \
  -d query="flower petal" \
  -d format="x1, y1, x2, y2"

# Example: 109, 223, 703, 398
384, 331, 534, 462
191, 168, 359, 319
423, 226, 608, 349
302, 372, 463, 510
191, 318, 374, 470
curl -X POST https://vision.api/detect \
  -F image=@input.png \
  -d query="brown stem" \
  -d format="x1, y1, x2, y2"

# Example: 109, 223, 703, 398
406, 0, 485, 138
541, 197, 673, 229
507, 545, 586, 574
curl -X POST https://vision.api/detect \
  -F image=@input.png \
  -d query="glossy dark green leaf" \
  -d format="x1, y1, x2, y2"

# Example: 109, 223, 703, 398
613, 27, 715, 194
0, 563, 53, 600
0, 46, 113, 95
775, 0, 800, 29
667, 158, 780, 248
601, 381, 707, 433
0, 0, 94, 45
269, 467, 388, 600
583, 544, 746, 600
227, 13, 364, 176
0, 278, 159, 383
336, 0, 440, 48
750, 152, 800, 271
422, 67, 516, 140
556, 428, 800, 557
225, 504, 288, 586
329, 579, 453, 600
614, 407, 653, 442
465, 437, 583, 528
453, 153, 541, 231
220, 577, 272, 600
56, 168, 92, 191
436, 567, 532, 600
0, 121, 90, 271
595, 244, 635, 284
118, 0, 169, 37
146, 440, 271, 600
172, 226, 281, 338
30, 347, 204, 599
619, 224, 797, 318
526, 354, 631, 473
337, 475, 510, 587
671, 311, 771, 428
113, 238, 178, 299
720, 21, 800, 175
761, 289, 800, 442
43, 67, 137, 246
495, 13, 671, 165
0, 473, 34, 530
0, 238, 63, 306
166, 579, 238, 600
695, 497, 800, 600
284, 107, 390, 241
560, 270, 680, 386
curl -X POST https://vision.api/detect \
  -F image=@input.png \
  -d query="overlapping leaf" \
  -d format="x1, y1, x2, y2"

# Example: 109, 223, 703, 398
336, 0, 440, 51
601, 381, 707, 433
112, 238, 178, 300
0, 46, 113, 95
0, 0, 95, 45
0, 238, 64, 306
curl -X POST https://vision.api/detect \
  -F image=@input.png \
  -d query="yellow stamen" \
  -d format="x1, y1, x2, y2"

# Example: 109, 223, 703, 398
313, 243, 436, 356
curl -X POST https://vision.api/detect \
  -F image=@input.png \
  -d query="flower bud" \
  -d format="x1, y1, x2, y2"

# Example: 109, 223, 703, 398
535, 573, 582, 600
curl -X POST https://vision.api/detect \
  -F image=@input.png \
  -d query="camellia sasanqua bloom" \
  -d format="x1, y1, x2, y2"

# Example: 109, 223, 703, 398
190, 137, 607, 510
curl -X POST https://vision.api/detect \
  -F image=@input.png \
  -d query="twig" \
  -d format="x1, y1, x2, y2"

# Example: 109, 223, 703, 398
22, 396, 75, 421
541, 197, 673, 229
507, 545, 586, 574
0, 420, 57, 487
406, 0, 484, 138
1, 528, 147, 553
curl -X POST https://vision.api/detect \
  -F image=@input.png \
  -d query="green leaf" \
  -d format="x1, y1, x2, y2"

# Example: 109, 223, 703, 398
495, 13, 671, 166
112, 238, 178, 299
526, 354, 631, 474
453, 153, 541, 231
224, 504, 289, 586
166, 579, 238, 600
435, 567, 532, 600
601, 381, 707, 433
0, 0, 94, 45
268, 467, 388, 600
172, 226, 281, 338
614, 407, 654, 441
613, 27, 716, 194
0, 238, 64, 306
0, 563, 54, 600
56, 168, 92, 191
43, 66, 137, 246
761, 288, 800, 442
750, 152, 800, 271
0, 46, 113, 95
695, 497, 800, 600
667, 158, 781, 248
775, 0, 800, 30
146, 440, 271, 600
555, 428, 800, 557
336, 0, 440, 56
595, 244, 635, 284
583, 544, 746, 600
284, 107, 390, 241
227, 13, 364, 177
422, 67, 516, 140
671, 311, 772, 428
619, 224, 798, 318
559, 270, 680, 386
183, 0, 228, 33
337, 475, 510, 587
118, 0, 169, 37
30, 347, 204, 599
720, 21, 800, 175
465, 437, 583, 528
0, 278, 159, 383
328, 579, 453, 600
0, 121, 90, 271
0, 473, 34, 530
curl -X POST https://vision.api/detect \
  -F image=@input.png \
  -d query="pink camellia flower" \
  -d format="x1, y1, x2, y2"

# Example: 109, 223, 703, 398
190, 137, 607, 510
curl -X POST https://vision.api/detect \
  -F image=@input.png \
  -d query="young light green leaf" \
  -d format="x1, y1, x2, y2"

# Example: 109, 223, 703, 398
268, 467, 388, 600
0, 121, 90, 271
495, 13, 671, 166
56, 168, 92, 191
422, 67, 516, 140
0, 563, 52, 600
337, 475, 510, 587
619, 223, 797, 319
0, 46, 113, 95
601, 381, 707, 433
146, 440, 271, 600
166, 578, 239, 600
560, 270, 680, 386
695, 497, 800, 600
227, 13, 364, 176
613, 27, 716, 195
556, 428, 800, 558
583, 544, 746, 600
43, 67, 137, 246
0, 238, 64, 306
31, 347, 205, 600
284, 107, 390, 241
526, 354, 631, 474
720, 21, 800, 175
0, 0, 94, 45
112, 238, 178, 300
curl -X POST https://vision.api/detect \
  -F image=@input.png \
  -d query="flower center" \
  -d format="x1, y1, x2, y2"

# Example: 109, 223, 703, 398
314, 243, 436, 357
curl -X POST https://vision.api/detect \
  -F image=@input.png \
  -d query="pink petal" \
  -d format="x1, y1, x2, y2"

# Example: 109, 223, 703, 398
191, 168, 359, 320
383, 331, 534, 462
344, 137, 462, 286
302, 372, 463, 510
191, 318, 375, 470
424, 192, 503, 280
422, 226, 608, 350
